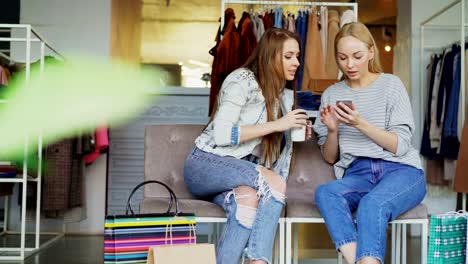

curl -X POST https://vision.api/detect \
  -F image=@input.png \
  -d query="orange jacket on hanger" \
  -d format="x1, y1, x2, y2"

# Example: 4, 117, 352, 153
325, 10, 340, 79
302, 7, 328, 92
209, 10, 240, 115
238, 12, 257, 66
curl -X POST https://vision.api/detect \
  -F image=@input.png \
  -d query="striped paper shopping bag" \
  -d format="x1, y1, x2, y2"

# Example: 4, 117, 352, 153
104, 181, 196, 264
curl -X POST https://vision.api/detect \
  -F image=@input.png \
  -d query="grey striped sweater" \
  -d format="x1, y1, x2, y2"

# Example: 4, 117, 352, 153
313, 73, 422, 178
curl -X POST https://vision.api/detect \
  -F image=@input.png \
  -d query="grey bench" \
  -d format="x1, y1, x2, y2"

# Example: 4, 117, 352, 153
141, 125, 428, 264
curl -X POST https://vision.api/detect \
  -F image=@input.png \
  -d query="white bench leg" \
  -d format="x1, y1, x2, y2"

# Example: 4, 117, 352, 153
338, 252, 343, 264
421, 220, 428, 264
207, 223, 213, 244
280, 221, 285, 264
274, 227, 279, 264
286, 221, 292, 264
293, 223, 298, 264
391, 222, 396, 264
396, 224, 401, 264
402, 224, 407, 264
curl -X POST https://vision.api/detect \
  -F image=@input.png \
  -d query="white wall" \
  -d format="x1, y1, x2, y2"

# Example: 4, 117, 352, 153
7, 0, 111, 234
12, 0, 111, 61
65, 154, 107, 234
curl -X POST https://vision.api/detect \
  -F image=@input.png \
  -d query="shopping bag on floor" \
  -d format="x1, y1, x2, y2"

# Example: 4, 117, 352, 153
146, 243, 215, 264
428, 211, 467, 263
104, 181, 196, 264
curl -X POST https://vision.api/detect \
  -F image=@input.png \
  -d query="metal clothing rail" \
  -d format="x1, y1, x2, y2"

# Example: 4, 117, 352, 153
419, 0, 467, 210
221, 0, 358, 35
0, 24, 64, 261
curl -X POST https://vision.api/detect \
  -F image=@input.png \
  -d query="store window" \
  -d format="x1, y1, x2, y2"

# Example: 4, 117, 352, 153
140, 0, 396, 88
141, 0, 220, 88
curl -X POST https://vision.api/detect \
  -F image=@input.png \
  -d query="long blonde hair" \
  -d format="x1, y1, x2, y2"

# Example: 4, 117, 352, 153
334, 22, 383, 76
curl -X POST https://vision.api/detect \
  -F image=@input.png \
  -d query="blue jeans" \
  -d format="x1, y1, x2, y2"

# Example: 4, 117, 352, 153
315, 158, 426, 263
184, 147, 285, 264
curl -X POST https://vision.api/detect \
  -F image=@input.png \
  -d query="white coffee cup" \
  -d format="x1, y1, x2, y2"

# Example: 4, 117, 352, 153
291, 126, 306, 142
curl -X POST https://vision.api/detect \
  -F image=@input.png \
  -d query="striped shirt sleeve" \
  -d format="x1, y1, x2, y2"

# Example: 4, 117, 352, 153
386, 77, 415, 157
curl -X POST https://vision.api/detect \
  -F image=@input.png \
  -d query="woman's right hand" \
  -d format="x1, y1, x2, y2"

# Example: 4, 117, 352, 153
320, 105, 339, 132
274, 109, 308, 132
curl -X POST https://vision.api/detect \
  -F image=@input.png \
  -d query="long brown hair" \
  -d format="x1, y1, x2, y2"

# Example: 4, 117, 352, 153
244, 28, 300, 166
334, 22, 383, 78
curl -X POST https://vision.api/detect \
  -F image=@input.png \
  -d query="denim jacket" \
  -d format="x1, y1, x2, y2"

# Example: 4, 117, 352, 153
195, 68, 294, 179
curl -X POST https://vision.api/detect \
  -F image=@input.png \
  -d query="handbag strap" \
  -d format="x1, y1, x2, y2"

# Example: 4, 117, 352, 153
125, 180, 180, 216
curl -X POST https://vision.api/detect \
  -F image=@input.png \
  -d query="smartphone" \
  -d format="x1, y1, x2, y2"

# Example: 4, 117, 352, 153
336, 100, 353, 108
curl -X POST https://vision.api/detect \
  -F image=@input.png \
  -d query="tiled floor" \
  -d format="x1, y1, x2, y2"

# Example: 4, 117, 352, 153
299, 237, 422, 263
0, 235, 103, 264
0, 234, 423, 263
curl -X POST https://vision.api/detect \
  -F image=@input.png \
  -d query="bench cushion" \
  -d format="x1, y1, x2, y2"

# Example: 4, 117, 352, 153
286, 198, 428, 220
145, 125, 205, 199
287, 136, 335, 203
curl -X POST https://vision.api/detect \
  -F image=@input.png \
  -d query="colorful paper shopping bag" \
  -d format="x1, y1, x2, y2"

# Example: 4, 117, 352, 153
104, 181, 196, 264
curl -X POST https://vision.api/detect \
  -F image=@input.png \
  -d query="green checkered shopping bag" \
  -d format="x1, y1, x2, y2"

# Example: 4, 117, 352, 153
428, 212, 468, 263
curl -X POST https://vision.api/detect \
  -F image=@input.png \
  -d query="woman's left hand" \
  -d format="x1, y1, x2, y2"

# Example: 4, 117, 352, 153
333, 102, 363, 128
305, 119, 312, 140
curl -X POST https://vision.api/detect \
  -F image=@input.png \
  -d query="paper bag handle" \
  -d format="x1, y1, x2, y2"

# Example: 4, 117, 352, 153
125, 180, 180, 216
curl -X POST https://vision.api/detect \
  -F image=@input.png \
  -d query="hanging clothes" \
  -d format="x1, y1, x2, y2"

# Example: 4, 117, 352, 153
302, 7, 328, 91
84, 126, 109, 165
274, 7, 283, 28
0, 66, 9, 86
43, 137, 85, 217
296, 10, 308, 90
319, 6, 328, 61
287, 14, 295, 33
429, 49, 447, 148
209, 8, 239, 116
254, 14, 265, 42
421, 43, 467, 186
263, 11, 273, 31
238, 12, 258, 66
421, 55, 442, 159
442, 50, 461, 145
438, 45, 460, 160
326, 9, 340, 79
340, 9, 356, 28
269, 10, 274, 29
283, 12, 289, 30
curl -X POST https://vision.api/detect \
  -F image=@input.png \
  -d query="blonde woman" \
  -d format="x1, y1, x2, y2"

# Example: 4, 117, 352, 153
313, 22, 426, 264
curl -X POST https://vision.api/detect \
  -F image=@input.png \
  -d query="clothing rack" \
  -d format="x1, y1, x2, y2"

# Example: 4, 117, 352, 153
219, 0, 358, 119
220, 0, 358, 34
419, 0, 468, 210
0, 24, 64, 261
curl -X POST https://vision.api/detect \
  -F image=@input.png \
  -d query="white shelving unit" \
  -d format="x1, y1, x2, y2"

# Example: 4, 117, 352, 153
0, 23, 65, 261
